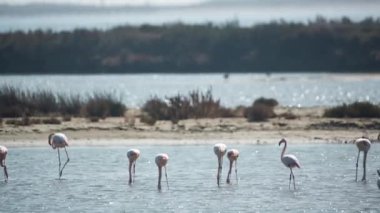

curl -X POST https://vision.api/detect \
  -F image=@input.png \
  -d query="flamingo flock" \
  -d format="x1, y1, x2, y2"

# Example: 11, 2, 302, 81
0, 133, 379, 191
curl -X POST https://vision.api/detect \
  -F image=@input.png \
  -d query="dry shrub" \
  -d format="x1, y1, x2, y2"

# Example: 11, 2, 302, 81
42, 117, 62, 125
62, 115, 72, 122
140, 112, 156, 125
141, 97, 169, 125
324, 101, 380, 118
245, 97, 278, 122
253, 97, 279, 107
279, 112, 298, 120
58, 94, 83, 116
88, 117, 100, 122
141, 89, 233, 124
82, 93, 126, 118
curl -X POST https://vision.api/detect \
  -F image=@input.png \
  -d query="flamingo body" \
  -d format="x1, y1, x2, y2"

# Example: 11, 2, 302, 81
279, 138, 300, 190
354, 138, 371, 181
281, 154, 301, 169
0, 146, 8, 182
127, 149, 140, 162
49, 133, 69, 149
355, 138, 371, 152
214, 143, 227, 186
226, 149, 239, 184
48, 133, 70, 178
155, 153, 169, 190
127, 149, 140, 184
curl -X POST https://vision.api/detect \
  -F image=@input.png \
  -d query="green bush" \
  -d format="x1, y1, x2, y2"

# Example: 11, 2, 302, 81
324, 101, 380, 118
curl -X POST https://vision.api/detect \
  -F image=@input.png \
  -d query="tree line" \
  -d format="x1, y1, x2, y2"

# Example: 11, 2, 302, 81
1, 17, 380, 73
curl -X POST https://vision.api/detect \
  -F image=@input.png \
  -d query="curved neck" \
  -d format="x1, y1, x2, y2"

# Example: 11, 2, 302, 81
280, 141, 287, 158
48, 133, 53, 145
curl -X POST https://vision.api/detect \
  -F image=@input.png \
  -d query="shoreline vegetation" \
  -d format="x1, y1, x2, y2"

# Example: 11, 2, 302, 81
1, 17, 380, 74
1, 86, 380, 146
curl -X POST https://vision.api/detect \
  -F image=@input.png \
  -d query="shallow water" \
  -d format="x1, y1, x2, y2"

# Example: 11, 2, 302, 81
1, 73, 380, 107
1, 143, 379, 212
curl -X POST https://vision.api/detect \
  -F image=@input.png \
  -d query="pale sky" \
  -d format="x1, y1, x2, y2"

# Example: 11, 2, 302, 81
0, 0, 208, 6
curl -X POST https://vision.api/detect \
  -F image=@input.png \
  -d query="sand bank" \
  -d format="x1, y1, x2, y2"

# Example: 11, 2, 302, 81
1, 107, 379, 147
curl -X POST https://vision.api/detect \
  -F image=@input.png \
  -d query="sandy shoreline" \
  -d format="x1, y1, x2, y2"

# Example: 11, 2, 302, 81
1, 107, 379, 147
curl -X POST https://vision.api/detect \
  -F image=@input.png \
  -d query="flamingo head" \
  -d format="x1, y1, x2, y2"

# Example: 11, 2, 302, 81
48, 133, 54, 146
278, 138, 287, 146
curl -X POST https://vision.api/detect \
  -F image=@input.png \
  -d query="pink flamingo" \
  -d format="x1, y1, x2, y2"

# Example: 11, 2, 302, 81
279, 138, 300, 190
214, 143, 227, 186
0, 146, 8, 182
155, 153, 169, 190
48, 133, 70, 178
354, 137, 371, 181
127, 149, 140, 184
226, 149, 239, 184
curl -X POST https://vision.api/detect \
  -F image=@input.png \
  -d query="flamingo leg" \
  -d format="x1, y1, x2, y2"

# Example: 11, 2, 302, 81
291, 169, 296, 190
355, 151, 360, 182
133, 161, 136, 183
217, 156, 222, 186
226, 160, 233, 184
164, 166, 169, 190
235, 160, 238, 184
3, 165, 8, 182
1, 160, 8, 182
57, 148, 61, 178
59, 147, 70, 178
362, 151, 367, 181
157, 167, 162, 190
128, 161, 133, 184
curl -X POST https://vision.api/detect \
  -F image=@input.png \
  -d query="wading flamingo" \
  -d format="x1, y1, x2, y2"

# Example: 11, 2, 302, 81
226, 149, 239, 184
48, 133, 70, 178
377, 170, 380, 189
0, 146, 8, 182
127, 149, 140, 184
354, 137, 371, 181
279, 138, 300, 190
155, 153, 169, 190
214, 143, 227, 186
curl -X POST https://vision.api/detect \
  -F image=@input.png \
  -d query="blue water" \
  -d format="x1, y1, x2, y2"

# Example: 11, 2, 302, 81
1, 73, 380, 108
1, 143, 379, 212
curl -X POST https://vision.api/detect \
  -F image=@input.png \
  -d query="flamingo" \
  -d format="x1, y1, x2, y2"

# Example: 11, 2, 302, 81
155, 153, 169, 190
226, 149, 239, 184
127, 149, 140, 184
48, 133, 70, 178
377, 170, 380, 189
279, 138, 300, 190
354, 137, 371, 181
0, 146, 8, 182
214, 143, 227, 186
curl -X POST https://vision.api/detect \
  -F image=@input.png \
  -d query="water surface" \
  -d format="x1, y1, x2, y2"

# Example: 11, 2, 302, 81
1, 143, 379, 212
